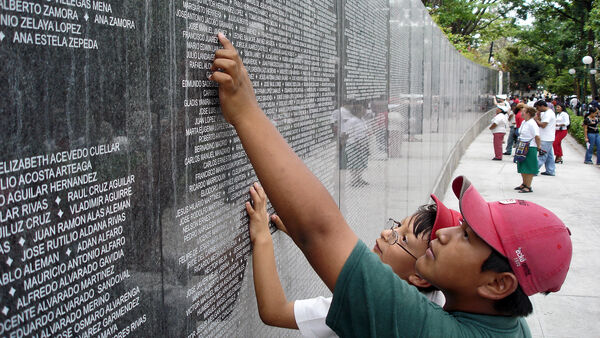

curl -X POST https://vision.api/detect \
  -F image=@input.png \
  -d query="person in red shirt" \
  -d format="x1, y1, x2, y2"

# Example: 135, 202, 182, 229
504, 103, 525, 155
513, 103, 525, 150
515, 102, 525, 129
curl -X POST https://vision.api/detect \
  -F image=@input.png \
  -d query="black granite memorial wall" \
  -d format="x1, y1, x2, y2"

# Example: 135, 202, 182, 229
0, 0, 497, 336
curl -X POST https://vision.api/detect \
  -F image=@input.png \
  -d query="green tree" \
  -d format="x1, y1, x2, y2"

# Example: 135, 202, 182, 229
502, 47, 546, 94
520, 0, 597, 98
425, 0, 523, 49
546, 72, 577, 97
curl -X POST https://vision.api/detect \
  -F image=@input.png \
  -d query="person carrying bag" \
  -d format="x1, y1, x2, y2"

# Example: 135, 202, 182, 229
513, 138, 531, 163
514, 107, 541, 193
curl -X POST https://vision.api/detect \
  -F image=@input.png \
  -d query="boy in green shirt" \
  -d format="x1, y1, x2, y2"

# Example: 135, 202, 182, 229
246, 181, 460, 336
209, 33, 572, 337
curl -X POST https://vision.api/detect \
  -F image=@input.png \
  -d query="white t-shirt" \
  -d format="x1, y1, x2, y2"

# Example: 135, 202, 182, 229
570, 97, 578, 108
556, 112, 570, 130
519, 118, 540, 148
507, 111, 516, 126
331, 107, 353, 126
342, 115, 368, 144
490, 113, 508, 133
539, 109, 556, 141
294, 291, 446, 337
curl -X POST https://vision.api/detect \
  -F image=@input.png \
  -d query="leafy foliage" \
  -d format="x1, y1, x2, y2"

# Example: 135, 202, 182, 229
424, 0, 523, 64
517, 0, 597, 97
546, 72, 577, 97
499, 47, 546, 93
567, 109, 586, 147
423, 0, 600, 95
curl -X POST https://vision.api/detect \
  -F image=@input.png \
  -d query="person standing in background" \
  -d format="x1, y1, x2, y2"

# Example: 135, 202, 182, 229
515, 107, 542, 193
493, 94, 511, 113
331, 106, 353, 170
553, 103, 570, 164
583, 107, 600, 165
490, 105, 509, 160
504, 104, 518, 155
343, 102, 370, 186
534, 100, 556, 176
570, 96, 578, 112
545, 97, 555, 112
515, 103, 525, 131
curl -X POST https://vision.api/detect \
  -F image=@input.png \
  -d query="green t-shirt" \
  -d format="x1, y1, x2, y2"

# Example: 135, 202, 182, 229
326, 241, 532, 337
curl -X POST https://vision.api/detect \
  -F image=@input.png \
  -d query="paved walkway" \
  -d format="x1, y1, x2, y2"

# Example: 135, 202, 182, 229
441, 130, 600, 338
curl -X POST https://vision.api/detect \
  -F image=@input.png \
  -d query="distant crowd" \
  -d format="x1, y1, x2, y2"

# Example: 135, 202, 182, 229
489, 94, 599, 193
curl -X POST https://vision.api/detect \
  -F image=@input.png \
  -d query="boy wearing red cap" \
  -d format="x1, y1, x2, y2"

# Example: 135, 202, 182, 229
210, 33, 572, 336
246, 182, 461, 336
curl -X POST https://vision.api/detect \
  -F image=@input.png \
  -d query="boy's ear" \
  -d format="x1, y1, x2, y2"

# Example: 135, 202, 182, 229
477, 272, 518, 300
408, 274, 432, 289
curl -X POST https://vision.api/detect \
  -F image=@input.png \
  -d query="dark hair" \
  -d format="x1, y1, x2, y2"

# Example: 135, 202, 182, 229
533, 100, 547, 107
411, 204, 438, 240
481, 250, 533, 317
556, 103, 567, 112
411, 204, 439, 293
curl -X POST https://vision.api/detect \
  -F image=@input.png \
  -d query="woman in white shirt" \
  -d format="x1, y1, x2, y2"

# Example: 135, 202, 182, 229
489, 105, 509, 160
553, 103, 570, 164
515, 107, 542, 193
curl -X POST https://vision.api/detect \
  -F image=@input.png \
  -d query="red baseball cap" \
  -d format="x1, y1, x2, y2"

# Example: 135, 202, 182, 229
430, 194, 462, 240
452, 176, 572, 296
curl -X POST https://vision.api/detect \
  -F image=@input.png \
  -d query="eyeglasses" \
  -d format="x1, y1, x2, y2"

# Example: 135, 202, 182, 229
385, 218, 418, 260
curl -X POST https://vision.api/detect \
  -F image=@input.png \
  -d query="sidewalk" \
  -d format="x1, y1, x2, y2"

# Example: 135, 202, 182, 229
442, 131, 600, 338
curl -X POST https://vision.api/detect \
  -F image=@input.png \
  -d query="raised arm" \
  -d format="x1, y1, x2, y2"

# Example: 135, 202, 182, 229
210, 33, 357, 290
246, 183, 297, 329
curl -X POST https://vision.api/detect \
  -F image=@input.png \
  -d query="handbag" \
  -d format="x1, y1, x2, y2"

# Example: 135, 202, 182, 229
513, 139, 531, 163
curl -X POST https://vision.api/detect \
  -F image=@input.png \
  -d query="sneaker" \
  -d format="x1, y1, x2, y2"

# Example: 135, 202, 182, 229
540, 172, 555, 176
503, 152, 511, 155
584, 161, 593, 164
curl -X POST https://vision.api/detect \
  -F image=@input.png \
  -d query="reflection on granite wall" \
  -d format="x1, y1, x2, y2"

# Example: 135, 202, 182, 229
0, 0, 496, 336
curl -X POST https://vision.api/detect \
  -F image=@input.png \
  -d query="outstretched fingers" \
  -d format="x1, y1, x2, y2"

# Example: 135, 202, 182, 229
217, 32, 234, 50
211, 35, 243, 91
249, 182, 266, 210
254, 182, 266, 200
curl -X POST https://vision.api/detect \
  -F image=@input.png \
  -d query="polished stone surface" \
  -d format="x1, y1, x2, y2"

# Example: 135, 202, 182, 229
0, 0, 497, 336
